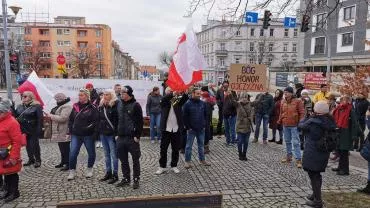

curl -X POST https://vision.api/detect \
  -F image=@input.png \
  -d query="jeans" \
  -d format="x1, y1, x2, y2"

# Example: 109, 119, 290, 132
58, 142, 70, 165
185, 129, 205, 162
283, 126, 301, 160
159, 131, 181, 168
101, 135, 118, 174
117, 136, 141, 180
224, 116, 236, 144
150, 113, 161, 141
254, 113, 269, 140
237, 132, 251, 155
26, 134, 41, 162
69, 135, 96, 170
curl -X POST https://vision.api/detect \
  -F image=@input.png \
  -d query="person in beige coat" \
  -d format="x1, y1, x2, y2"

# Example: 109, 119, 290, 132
45, 93, 73, 171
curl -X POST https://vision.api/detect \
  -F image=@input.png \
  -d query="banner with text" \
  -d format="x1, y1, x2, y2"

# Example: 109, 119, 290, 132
304, 73, 327, 90
229, 64, 267, 92
41, 79, 162, 115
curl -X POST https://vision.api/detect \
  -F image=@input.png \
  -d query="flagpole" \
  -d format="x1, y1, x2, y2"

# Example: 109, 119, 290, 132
2, 0, 13, 100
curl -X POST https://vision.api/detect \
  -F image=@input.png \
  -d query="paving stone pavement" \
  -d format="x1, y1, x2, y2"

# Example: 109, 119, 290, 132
1, 137, 368, 208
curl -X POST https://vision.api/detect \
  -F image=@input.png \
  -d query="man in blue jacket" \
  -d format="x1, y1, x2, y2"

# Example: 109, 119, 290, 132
183, 88, 211, 169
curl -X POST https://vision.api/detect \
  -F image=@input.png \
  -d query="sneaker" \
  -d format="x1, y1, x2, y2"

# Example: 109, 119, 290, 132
172, 167, 180, 174
296, 160, 302, 168
155, 167, 166, 175
133, 178, 140, 189
108, 174, 119, 184
85, 168, 93, 178
281, 156, 292, 163
276, 140, 283, 145
252, 138, 258, 143
200, 160, 211, 166
184, 162, 192, 169
116, 178, 130, 187
67, 169, 76, 181
34, 161, 41, 168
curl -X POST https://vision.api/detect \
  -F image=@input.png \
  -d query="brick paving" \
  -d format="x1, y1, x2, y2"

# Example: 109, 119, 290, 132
1, 137, 368, 208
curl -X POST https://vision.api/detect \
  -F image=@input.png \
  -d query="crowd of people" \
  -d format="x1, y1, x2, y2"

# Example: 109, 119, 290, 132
0, 80, 369, 208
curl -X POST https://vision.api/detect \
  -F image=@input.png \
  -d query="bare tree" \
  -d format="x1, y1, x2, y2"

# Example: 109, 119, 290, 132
23, 44, 49, 73
336, 66, 370, 97
280, 60, 297, 72
69, 47, 101, 79
159, 51, 173, 67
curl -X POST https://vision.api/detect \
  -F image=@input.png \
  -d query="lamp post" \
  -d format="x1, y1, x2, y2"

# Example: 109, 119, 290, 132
2, 1, 22, 100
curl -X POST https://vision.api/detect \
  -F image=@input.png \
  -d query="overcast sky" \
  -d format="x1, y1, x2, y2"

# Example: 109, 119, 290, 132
11, 0, 205, 68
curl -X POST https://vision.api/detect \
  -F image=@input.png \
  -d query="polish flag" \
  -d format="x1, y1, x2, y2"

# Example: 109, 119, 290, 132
18, 71, 55, 111
166, 24, 207, 91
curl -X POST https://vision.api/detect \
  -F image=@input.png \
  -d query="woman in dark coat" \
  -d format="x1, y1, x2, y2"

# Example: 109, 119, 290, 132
269, 89, 283, 144
299, 101, 337, 208
358, 107, 370, 194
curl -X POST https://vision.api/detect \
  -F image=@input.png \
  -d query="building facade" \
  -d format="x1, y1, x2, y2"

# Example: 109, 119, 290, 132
138, 65, 160, 81
111, 40, 138, 80
197, 19, 301, 84
301, 0, 370, 72
23, 16, 112, 78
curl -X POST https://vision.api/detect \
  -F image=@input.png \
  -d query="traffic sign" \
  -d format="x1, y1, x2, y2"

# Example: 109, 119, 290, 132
57, 55, 66, 65
57, 64, 67, 74
245, 12, 258, 23
284, 17, 296, 28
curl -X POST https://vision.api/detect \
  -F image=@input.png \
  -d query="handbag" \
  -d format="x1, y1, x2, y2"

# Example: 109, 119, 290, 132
360, 138, 370, 161
103, 107, 115, 130
0, 145, 11, 160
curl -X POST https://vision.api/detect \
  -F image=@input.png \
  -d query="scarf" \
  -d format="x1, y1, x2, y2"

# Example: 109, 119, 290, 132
332, 103, 352, 128
50, 98, 71, 115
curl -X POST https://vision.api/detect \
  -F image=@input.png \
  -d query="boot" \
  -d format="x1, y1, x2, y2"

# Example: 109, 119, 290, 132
0, 190, 9, 200
100, 172, 112, 182
60, 164, 69, 171
238, 152, 243, 161
252, 138, 258, 143
4, 191, 20, 203
200, 160, 211, 166
34, 161, 41, 168
305, 200, 323, 208
357, 181, 370, 194
281, 155, 292, 163
296, 160, 302, 168
116, 178, 130, 187
306, 194, 314, 201
204, 145, 210, 154
23, 160, 35, 167
133, 178, 140, 189
268, 138, 276, 142
55, 163, 64, 168
276, 140, 283, 145
242, 152, 248, 161
108, 173, 119, 184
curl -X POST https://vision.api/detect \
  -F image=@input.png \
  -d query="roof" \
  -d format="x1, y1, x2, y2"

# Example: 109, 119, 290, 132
140, 65, 158, 74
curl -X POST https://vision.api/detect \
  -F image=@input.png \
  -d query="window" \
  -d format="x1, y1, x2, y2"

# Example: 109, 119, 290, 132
40, 52, 51, 58
292, 43, 297, 52
282, 55, 288, 62
57, 41, 64, 46
96, 29, 102, 37
77, 30, 87, 37
293, 29, 298, 37
342, 32, 353, 46
316, 13, 326, 29
96, 52, 103, 59
249, 57, 255, 64
219, 58, 225, 66
24, 27, 31, 35
25, 40, 32, 46
314, 37, 325, 54
57, 29, 63, 35
66, 63, 72, 69
235, 41, 242, 50
270, 29, 274, 37
220, 43, 226, 50
64, 41, 71, 46
283, 43, 288, 52
344, 6, 355, 20
269, 43, 274, 52
25, 52, 32, 57
260, 29, 264, 37
78, 42, 88, 48
284, 29, 289, 37
268, 57, 273, 63
250, 28, 255, 36
39, 29, 49, 36
222, 30, 226, 38
249, 42, 254, 52
316, 0, 327, 7
236, 30, 241, 36
97, 64, 104, 71
96, 42, 102, 48
64, 20, 70, 25
39, 41, 50, 47
258, 43, 264, 52
72, 21, 76, 25
66, 52, 71, 57
235, 56, 241, 64
64, 29, 70, 35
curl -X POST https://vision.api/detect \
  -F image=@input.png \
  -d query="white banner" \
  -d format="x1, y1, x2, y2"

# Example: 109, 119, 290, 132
41, 78, 162, 115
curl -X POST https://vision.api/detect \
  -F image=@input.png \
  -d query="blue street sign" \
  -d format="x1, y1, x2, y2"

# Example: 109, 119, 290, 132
245, 12, 258, 23
284, 17, 296, 28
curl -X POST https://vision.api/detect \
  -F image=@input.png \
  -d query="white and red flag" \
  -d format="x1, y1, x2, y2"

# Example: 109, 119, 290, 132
18, 71, 55, 111
166, 24, 207, 91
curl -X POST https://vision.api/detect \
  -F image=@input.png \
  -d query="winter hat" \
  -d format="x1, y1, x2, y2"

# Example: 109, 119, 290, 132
0, 99, 12, 113
85, 83, 94, 89
314, 101, 329, 114
54, 93, 67, 102
301, 89, 309, 96
79, 88, 91, 100
123, 85, 134, 97
284, 86, 294, 94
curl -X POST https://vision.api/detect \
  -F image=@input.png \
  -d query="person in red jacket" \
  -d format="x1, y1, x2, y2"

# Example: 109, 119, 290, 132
0, 99, 23, 202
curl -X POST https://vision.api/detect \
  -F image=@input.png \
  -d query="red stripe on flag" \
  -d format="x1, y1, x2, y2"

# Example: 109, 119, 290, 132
166, 62, 203, 91
18, 80, 45, 108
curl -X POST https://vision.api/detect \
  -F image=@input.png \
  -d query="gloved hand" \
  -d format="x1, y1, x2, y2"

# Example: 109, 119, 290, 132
3, 159, 17, 168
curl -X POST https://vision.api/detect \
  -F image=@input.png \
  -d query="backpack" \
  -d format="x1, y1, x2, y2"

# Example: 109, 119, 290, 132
316, 128, 339, 152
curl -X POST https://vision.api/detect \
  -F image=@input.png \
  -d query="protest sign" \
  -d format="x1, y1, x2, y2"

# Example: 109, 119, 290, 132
229, 64, 267, 92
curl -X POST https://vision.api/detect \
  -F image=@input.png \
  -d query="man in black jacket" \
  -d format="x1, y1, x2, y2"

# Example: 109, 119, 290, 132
353, 92, 370, 151
155, 87, 188, 175
252, 92, 273, 144
116, 86, 143, 189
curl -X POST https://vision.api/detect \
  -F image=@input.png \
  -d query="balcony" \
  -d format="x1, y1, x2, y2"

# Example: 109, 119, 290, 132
215, 50, 228, 57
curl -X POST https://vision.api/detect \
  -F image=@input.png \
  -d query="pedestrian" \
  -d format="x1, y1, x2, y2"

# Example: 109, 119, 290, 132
114, 84, 122, 97
155, 87, 188, 175
353, 92, 369, 151
269, 89, 284, 144
15, 91, 43, 168
295, 83, 304, 98
299, 89, 314, 150
252, 91, 274, 144
85, 83, 100, 107
116, 86, 143, 189
332, 95, 359, 176
313, 84, 328, 104
98, 89, 119, 184
223, 90, 238, 146
357, 107, 370, 194
327, 93, 337, 114
183, 87, 211, 169
67, 88, 99, 181
45, 93, 72, 171
299, 101, 337, 208
146, 87, 162, 144
0, 99, 23, 202
278, 86, 304, 168
216, 81, 229, 136
208, 83, 217, 97
201, 87, 216, 153
236, 92, 253, 161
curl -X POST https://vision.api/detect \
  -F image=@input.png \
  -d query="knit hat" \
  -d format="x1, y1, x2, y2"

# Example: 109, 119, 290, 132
79, 88, 91, 100
314, 101, 329, 114
284, 86, 294, 94
301, 89, 309, 95
85, 83, 94, 89
123, 85, 133, 97
0, 99, 12, 113
54, 93, 67, 102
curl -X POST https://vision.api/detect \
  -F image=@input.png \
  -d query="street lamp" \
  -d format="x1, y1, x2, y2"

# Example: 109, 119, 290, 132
2, 0, 22, 100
